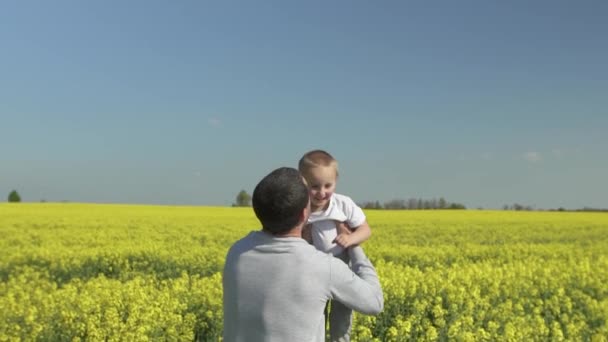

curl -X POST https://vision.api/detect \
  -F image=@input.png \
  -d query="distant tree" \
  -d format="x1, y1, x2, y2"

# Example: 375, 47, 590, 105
438, 197, 447, 209
234, 190, 251, 207
8, 190, 21, 203
423, 200, 432, 210
447, 203, 466, 210
361, 201, 374, 209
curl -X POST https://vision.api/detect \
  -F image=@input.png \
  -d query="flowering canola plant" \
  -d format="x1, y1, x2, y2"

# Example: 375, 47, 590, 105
1, 204, 607, 341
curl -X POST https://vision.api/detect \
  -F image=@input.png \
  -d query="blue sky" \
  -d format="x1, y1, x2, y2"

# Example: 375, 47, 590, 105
1, 0, 607, 209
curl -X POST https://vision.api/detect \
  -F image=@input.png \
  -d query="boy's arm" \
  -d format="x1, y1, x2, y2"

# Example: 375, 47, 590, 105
334, 221, 371, 248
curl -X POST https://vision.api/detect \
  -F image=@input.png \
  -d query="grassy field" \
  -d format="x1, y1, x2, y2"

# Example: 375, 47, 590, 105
1, 204, 607, 341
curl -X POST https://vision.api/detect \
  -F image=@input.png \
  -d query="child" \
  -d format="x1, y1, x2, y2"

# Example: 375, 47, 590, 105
298, 149, 372, 342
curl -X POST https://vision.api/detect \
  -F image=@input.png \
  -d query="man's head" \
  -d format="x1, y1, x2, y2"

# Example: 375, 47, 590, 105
252, 167, 310, 235
298, 150, 338, 211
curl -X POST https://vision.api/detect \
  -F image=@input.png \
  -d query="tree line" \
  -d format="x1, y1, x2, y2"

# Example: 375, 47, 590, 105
358, 197, 466, 210
501, 203, 608, 212
237, 189, 603, 212
230, 191, 467, 210
6, 189, 605, 212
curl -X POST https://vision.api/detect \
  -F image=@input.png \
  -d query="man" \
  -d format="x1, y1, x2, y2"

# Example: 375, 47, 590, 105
223, 167, 383, 342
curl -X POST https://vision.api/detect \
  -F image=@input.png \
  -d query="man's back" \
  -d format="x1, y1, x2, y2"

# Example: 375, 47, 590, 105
222, 231, 382, 342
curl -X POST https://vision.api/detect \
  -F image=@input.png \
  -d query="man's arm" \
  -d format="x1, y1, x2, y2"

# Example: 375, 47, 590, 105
329, 246, 383, 315
334, 221, 371, 248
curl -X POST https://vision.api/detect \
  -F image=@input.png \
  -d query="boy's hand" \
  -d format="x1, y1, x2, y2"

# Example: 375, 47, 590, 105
334, 221, 355, 248
334, 220, 371, 248
335, 221, 353, 235
334, 233, 356, 248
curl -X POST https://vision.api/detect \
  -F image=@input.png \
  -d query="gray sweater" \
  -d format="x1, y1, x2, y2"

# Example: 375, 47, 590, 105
222, 231, 383, 342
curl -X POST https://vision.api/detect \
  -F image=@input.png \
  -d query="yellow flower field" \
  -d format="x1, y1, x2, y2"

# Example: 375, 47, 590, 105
1, 204, 607, 341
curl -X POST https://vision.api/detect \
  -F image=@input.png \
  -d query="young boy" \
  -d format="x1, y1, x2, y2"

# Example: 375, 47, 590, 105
298, 149, 372, 342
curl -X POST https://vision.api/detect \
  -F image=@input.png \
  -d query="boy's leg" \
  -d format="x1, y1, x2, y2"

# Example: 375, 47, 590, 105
329, 299, 353, 342
330, 251, 352, 342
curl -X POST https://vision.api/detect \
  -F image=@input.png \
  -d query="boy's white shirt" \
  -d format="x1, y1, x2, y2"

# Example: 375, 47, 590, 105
307, 193, 366, 256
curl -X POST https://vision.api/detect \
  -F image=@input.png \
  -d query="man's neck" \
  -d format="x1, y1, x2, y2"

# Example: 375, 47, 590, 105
263, 227, 302, 238
277, 231, 301, 238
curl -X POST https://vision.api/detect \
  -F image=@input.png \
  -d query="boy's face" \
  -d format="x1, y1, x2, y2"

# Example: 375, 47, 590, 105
304, 166, 337, 210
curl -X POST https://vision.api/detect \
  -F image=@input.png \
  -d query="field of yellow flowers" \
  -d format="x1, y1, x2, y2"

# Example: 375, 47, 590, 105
1, 203, 607, 341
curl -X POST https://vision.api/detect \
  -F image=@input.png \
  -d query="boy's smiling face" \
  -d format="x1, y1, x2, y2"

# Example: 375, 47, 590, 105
304, 166, 337, 211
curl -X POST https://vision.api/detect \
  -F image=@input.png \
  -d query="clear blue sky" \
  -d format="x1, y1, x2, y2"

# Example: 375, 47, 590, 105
1, 0, 607, 209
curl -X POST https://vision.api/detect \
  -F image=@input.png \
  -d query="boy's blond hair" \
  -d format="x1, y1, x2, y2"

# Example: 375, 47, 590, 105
298, 150, 339, 177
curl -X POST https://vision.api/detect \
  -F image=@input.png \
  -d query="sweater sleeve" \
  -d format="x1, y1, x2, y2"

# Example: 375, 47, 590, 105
328, 246, 384, 315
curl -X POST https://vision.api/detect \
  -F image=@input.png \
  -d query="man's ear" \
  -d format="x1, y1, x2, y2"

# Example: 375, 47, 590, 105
299, 200, 311, 225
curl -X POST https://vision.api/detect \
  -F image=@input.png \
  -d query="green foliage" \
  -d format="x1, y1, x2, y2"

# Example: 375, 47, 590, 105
234, 190, 251, 207
1, 205, 607, 340
7, 190, 21, 203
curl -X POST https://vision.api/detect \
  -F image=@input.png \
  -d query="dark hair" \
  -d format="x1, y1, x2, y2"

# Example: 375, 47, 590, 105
252, 167, 309, 235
